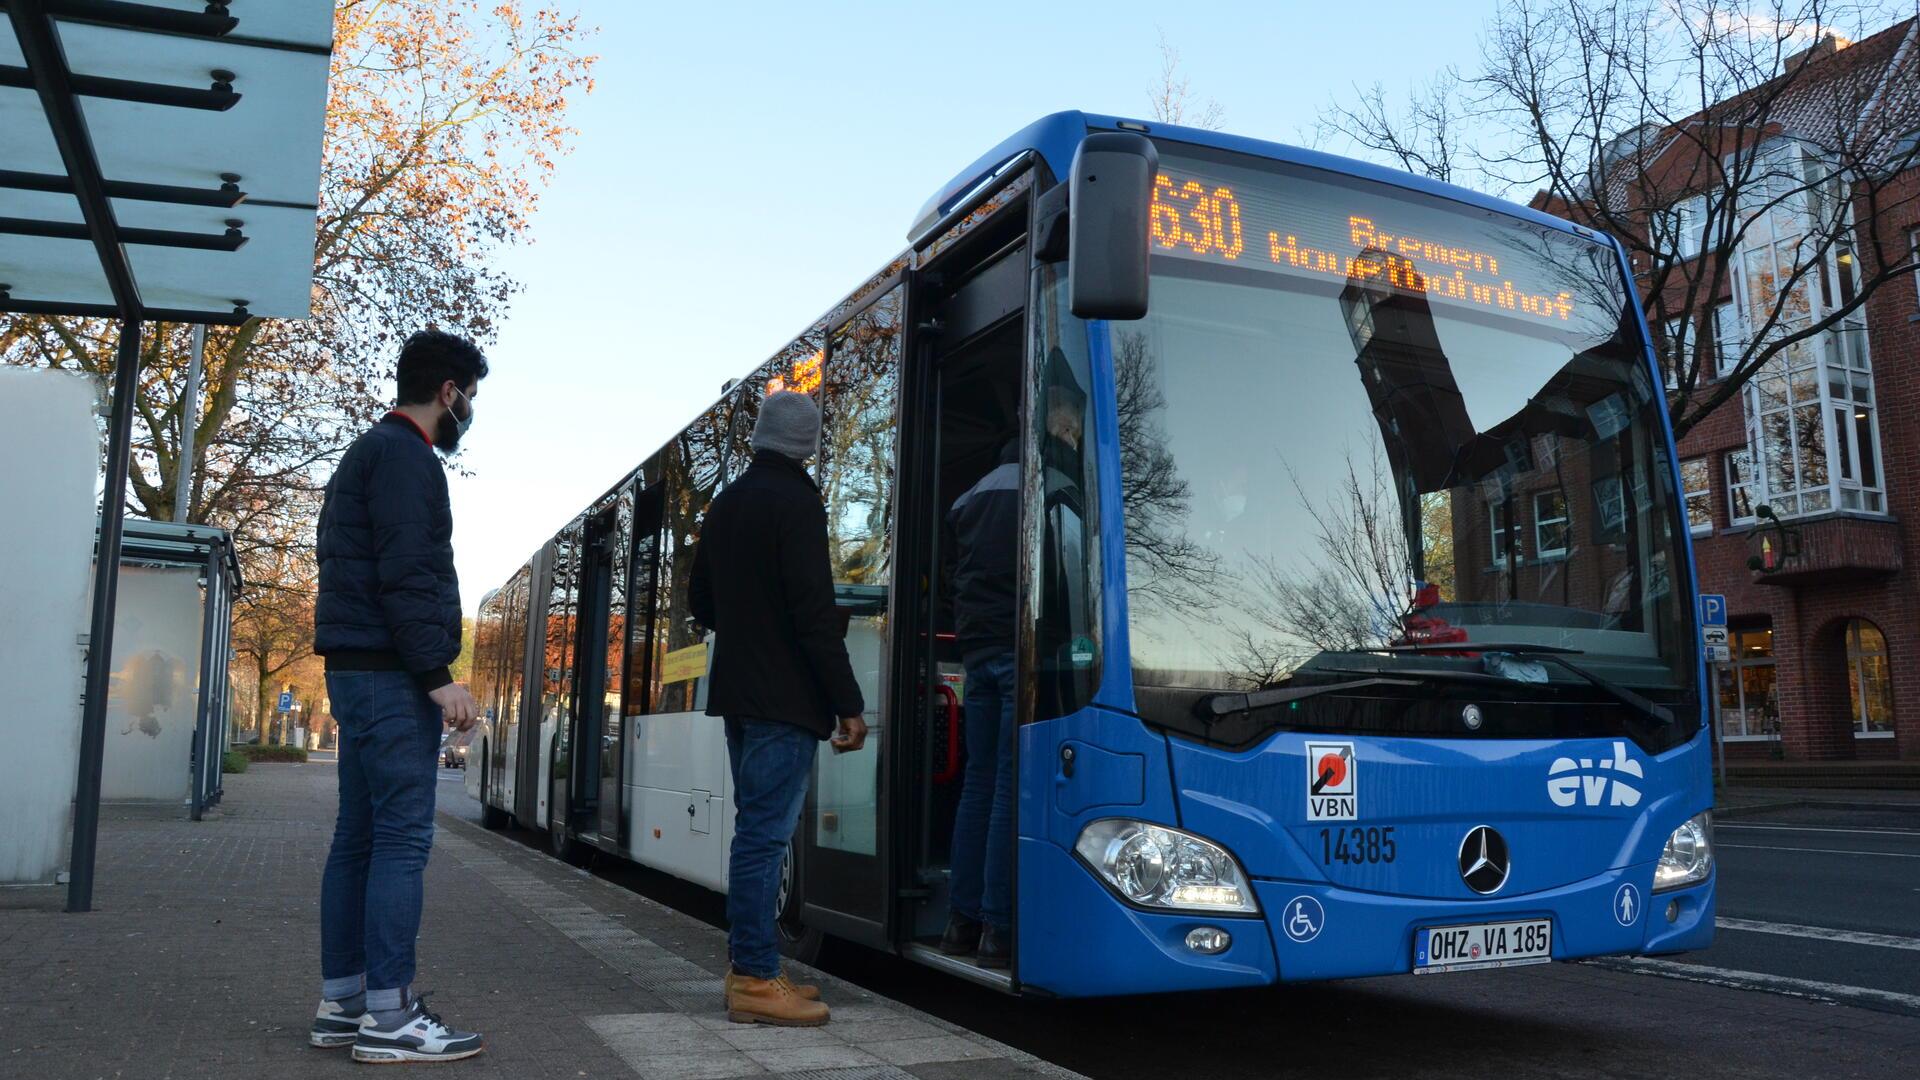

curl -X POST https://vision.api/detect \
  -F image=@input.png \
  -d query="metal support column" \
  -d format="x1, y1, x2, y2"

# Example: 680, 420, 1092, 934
189, 534, 222, 821
67, 318, 142, 912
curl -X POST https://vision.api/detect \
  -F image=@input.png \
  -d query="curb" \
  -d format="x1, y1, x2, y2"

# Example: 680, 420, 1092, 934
1715, 797, 1920, 819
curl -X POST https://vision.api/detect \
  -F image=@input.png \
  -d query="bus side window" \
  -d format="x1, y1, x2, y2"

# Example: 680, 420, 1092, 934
1031, 267, 1102, 721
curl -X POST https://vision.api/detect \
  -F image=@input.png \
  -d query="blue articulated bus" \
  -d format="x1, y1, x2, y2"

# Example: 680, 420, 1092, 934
465, 110, 1716, 996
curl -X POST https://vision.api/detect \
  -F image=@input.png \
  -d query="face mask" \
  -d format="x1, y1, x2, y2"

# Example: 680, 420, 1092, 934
434, 386, 473, 452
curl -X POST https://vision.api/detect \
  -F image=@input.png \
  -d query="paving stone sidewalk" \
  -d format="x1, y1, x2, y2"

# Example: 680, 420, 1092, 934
0, 763, 1081, 1080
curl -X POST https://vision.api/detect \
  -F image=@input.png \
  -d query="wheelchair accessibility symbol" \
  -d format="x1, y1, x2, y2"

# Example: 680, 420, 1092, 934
1284, 895, 1325, 943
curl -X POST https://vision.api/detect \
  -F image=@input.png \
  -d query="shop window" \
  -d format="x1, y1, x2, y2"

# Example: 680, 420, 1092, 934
1845, 619, 1895, 737
1714, 626, 1779, 740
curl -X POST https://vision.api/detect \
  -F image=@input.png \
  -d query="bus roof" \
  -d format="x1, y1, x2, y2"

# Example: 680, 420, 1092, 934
909, 110, 1601, 248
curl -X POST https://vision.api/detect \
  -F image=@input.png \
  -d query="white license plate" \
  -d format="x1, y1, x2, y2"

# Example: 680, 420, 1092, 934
1414, 919, 1552, 974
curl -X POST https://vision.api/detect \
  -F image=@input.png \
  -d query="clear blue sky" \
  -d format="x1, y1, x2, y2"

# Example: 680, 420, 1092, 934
447, 0, 1495, 610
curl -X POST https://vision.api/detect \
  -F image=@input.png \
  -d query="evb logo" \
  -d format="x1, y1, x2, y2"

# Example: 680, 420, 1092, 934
1546, 741, 1644, 808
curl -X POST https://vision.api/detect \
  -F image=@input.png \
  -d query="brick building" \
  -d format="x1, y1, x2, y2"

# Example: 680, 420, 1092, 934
1539, 22, 1920, 763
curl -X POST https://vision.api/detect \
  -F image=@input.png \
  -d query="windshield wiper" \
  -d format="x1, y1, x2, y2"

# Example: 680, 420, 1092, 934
1349, 644, 1675, 726
1198, 677, 1421, 720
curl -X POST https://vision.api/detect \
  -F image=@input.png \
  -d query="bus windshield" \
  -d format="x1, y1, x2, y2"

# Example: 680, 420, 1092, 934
1120, 144, 1694, 728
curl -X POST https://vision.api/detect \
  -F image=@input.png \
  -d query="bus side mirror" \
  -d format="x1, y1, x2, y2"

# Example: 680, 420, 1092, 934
1068, 131, 1157, 321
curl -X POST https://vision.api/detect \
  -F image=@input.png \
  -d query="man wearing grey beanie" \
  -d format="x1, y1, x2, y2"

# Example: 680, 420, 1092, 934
690, 390, 867, 1027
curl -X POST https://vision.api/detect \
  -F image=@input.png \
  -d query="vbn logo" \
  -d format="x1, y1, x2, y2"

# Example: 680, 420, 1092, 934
1546, 741, 1644, 808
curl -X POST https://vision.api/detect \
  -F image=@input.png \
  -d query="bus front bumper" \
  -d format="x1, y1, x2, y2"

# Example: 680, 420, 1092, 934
1016, 839, 1714, 995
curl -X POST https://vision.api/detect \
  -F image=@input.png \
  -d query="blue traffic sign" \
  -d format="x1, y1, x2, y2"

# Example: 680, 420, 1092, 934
277, 690, 294, 712
1698, 594, 1727, 628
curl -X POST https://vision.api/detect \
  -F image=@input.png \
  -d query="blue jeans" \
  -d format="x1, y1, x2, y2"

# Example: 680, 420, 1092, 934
949, 650, 1015, 930
320, 671, 442, 997
724, 718, 819, 980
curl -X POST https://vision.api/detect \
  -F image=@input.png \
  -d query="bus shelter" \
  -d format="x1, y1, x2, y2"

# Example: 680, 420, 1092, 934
0, 1, 332, 910
100, 521, 243, 821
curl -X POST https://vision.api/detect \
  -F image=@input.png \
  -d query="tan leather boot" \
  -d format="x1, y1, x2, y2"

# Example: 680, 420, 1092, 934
725, 973, 830, 1026
724, 967, 820, 1001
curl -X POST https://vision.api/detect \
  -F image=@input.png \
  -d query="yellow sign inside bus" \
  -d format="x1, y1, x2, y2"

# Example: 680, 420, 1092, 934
658, 642, 708, 685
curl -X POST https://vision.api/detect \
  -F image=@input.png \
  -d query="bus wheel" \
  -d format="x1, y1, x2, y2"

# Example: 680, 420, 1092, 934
478, 746, 510, 830
548, 818, 588, 867
480, 796, 510, 831
775, 839, 824, 964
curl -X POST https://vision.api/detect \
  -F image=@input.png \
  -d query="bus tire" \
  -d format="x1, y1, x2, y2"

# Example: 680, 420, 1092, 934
548, 815, 588, 866
774, 838, 825, 964
480, 751, 511, 830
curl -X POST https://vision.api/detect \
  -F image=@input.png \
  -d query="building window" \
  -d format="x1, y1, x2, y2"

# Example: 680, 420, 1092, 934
1710, 301, 1742, 378
1681, 458, 1712, 534
1489, 501, 1515, 567
1659, 193, 1708, 263
1845, 619, 1895, 736
1910, 228, 1920, 308
1726, 451, 1757, 524
1715, 626, 1779, 740
1662, 316, 1691, 389
1732, 138, 1885, 519
1533, 490, 1569, 558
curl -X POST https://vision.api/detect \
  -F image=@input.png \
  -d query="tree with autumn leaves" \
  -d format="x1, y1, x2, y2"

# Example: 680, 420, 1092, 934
0, 2, 595, 739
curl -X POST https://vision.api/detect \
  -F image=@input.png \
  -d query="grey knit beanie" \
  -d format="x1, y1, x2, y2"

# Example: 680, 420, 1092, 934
751, 391, 822, 462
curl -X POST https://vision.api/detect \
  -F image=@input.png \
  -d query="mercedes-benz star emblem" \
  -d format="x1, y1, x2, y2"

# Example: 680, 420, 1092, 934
1458, 825, 1510, 894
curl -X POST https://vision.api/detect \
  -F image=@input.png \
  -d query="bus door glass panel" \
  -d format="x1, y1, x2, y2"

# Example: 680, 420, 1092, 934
802, 283, 903, 927
594, 485, 635, 839
655, 408, 729, 719
623, 476, 666, 751
1029, 265, 1103, 722
548, 527, 582, 814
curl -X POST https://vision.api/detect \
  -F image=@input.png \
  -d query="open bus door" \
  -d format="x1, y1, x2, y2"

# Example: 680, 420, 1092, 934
789, 270, 908, 954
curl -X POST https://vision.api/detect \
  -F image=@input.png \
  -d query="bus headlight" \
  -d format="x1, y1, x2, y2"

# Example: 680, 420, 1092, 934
1074, 819, 1258, 914
1653, 811, 1713, 892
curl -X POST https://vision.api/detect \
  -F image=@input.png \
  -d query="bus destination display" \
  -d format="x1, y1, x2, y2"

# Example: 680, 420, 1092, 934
1149, 169, 1583, 324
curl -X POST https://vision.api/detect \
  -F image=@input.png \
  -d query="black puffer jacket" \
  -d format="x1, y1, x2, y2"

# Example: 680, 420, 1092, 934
690, 450, 864, 738
314, 413, 462, 691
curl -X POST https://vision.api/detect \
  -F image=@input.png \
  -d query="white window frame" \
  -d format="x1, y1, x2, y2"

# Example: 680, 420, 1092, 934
1672, 193, 1708, 261
1730, 137, 1887, 521
1910, 227, 1920, 308
1662, 316, 1690, 389
1711, 301, 1742, 378
1532, 490, 1569, 559
1489, 500, 1515, 567
1680, 458, 1713, 535
1726, 450, 1757, 525
1845, 620, 1896, 738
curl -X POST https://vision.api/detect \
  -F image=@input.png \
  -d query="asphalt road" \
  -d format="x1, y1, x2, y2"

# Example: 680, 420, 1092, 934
425, 769, 1920, 1078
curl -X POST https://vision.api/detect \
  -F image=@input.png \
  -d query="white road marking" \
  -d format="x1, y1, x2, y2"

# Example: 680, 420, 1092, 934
1591, 957, 1920, 1012
1719, 822, 1920, 838
1718, 843, 1920, 859
1716, 917, 1920, 951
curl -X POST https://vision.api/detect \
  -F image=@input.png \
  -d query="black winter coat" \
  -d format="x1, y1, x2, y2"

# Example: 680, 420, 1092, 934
690, 450, 864, 738
314, 414, 462, 691
947, 447, 1019, 657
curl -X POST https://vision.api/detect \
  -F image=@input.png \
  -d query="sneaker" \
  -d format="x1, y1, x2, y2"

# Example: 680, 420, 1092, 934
726, 973, 830, 1027
351, 995, 484, 1064
977, 924, 1011, 969
309, 998, 368, 1049
939, 915, 982, 956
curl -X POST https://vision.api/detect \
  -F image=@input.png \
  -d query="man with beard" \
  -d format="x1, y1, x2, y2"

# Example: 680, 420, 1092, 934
310, 329, 488, 1063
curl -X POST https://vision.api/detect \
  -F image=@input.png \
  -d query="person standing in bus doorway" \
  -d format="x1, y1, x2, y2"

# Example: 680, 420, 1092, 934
690, 390, 868, 1027
310, 330, 487, 1063
940, 439, 1020, 968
